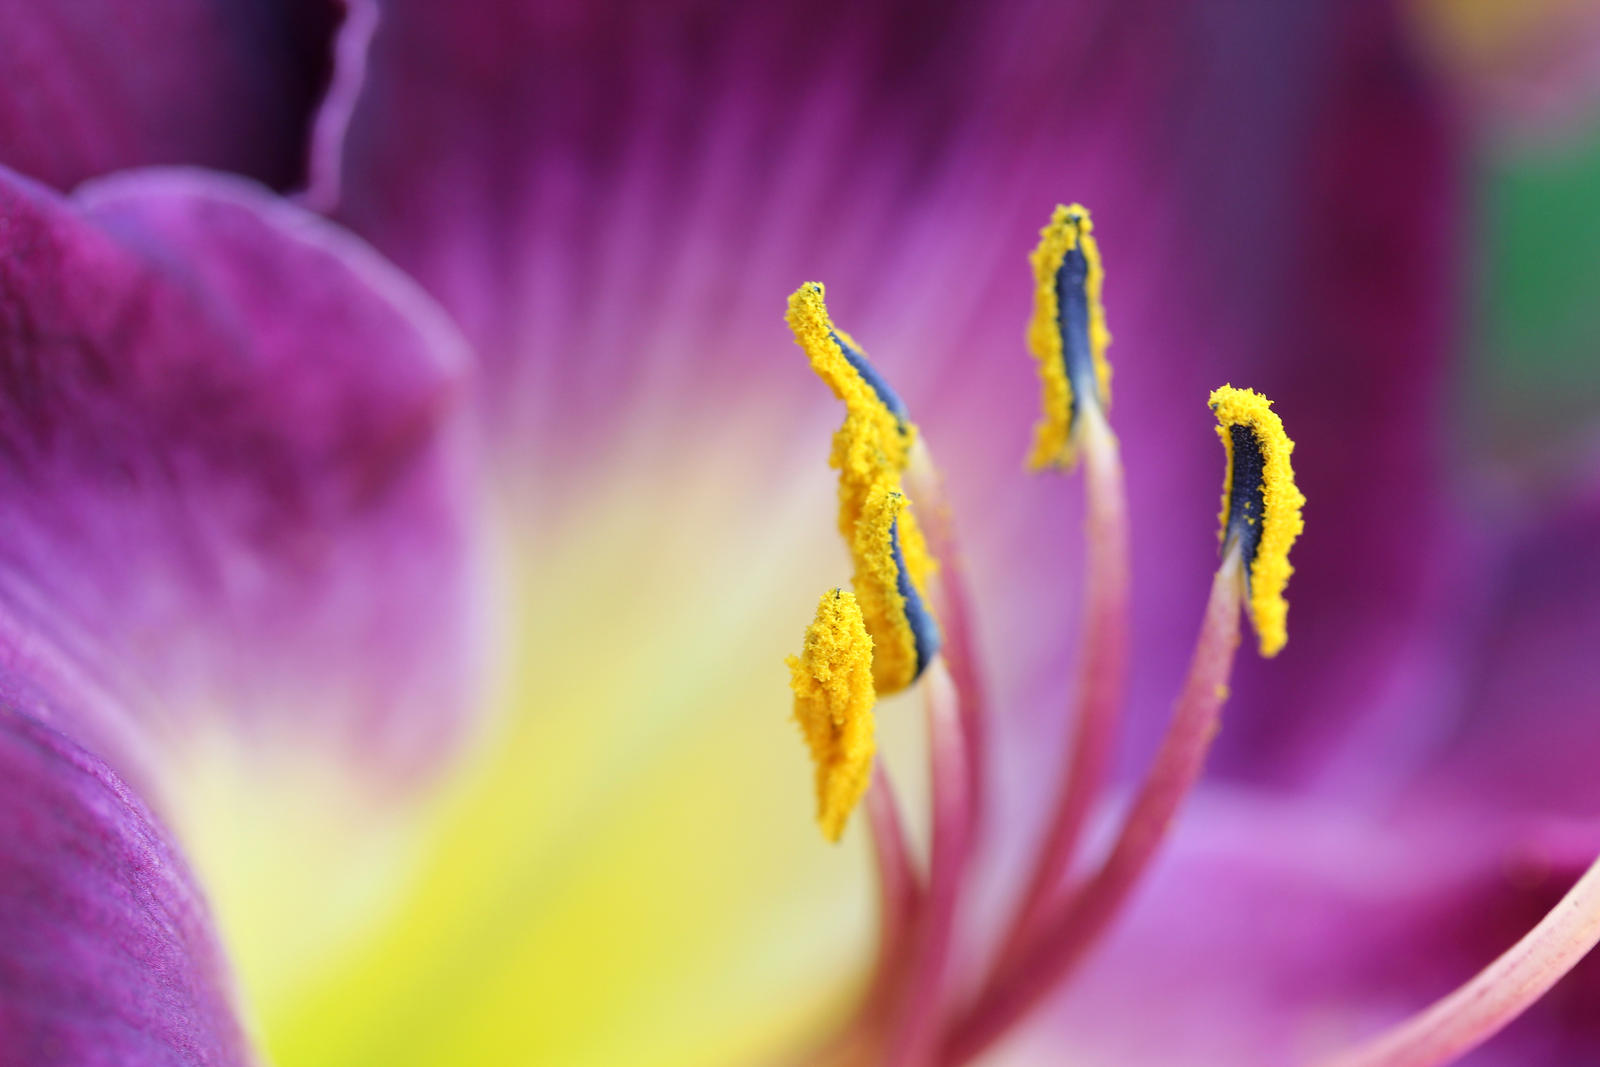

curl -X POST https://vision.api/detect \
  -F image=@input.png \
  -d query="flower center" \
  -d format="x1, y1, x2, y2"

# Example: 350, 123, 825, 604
780, 203, 1303, 1066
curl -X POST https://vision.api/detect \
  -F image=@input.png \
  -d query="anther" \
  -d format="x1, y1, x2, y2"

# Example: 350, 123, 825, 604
787, 283, 941, 692
854, 484, 941, 694
1209, 385, 1306, 657
787, 589, 877, 842
1027, 204, 1113, 469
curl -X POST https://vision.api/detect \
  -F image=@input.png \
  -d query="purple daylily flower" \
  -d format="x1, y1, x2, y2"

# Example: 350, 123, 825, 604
0, 1, 1598, 1065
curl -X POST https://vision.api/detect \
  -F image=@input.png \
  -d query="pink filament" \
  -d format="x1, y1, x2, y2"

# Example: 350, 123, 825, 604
907, 441, 990, 836
1317, 854, 1600, 1067
864, 759, 922, 1013
996, 408, 1131, 969
884, 661, 974, 1067
943, 548, 1243, 1065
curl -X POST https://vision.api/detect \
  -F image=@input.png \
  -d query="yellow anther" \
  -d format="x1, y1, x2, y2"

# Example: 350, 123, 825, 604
787, 282, 918, 535
787, 282, 941, 692
786, 285, 911, 437
1027, 203, 1113, 470
1209, 385, 1306, 657
851, 482, 937, 695
787, 589, 877, 842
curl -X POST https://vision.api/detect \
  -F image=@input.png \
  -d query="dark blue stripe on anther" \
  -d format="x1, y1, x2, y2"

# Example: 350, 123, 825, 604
832, 330, 910, 428
1054, 239, 1097, 416
889, 517, 941, 678
1225, 423, 1267, 566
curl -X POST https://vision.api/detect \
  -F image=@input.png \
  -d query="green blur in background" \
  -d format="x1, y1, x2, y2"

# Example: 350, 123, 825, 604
1472, 118, 1600, 463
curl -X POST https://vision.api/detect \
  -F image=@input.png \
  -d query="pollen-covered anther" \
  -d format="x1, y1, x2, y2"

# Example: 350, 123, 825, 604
786, 281, 942, 688
787, 282, 914, 440
852, 482, 942, 694
787, 589, 878, 842
1027, 203, 1113, 470
1209, 385, 1306, 657
786, 282, 924, 535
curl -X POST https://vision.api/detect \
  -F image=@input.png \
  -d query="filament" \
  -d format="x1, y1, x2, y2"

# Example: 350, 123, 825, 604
1317, 854, 1600, 1067
944, 547, 1244, 1065
884, 661, 974, 1067
906, 439, 990, 834
996, 405, 1131, 969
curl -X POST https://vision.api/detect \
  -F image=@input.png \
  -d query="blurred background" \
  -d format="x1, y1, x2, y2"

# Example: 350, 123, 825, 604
1436, 1, 1600, 467
6, 2, 1600, 1065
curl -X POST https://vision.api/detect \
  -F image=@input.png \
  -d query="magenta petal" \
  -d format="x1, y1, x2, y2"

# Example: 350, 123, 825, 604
0, 1, 338, 191
0, 165, 482, 781
319, 1, 1459, 789
1404, 467, 1600, 817
0, 703, 250, 1066
1007, 796, 1600, 1066
1194, 0, 1461, 782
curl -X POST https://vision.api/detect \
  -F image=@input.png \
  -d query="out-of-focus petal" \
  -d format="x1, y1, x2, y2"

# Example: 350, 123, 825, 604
995, 793, 1600, 1065
0, 164, 487, 1022
0, 0, 339, 192
0, 701, 252, 1067
1412, 0, 1600, 140
1198, 0, 1461, 784
271, 3, 1465, 1060
1401, 462, 1600, 817
319, 0, 1458, 785
0, 164, 482, 778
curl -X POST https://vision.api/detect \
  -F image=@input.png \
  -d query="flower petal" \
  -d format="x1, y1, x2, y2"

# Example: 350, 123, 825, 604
0, 164, 483, 779
1192, 0, 1462, 782
0, 0, 338, 191
1402, 464, 1600, 817
0, 701, 251, 1066
997, 793, 1600, 1066
318, 0, 1458, 781
0, 163, 490, 1025
282, 3, 1467, 1061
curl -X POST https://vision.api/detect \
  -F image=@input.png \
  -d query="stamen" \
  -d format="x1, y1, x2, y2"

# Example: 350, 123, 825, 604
787, 589, 878, 842
786, 281, 914, 490
787, 287, 962, 1066
1027, 204, 1113, 470
996, 407, 1130, 969
854, 484, 942, 693
1317, 855, 1600, 1067
885, 660, 973, 1067
906, 440, 991, 831
797, 758, 921, 1067
787, 283, 942, 694
944, 547, 1247, 1065
947, 386, 1304, 1062
865, 759, 922, 1002
996, 205, 1130, 974
1209, 385, 1306, 657
830, 327, 912, 430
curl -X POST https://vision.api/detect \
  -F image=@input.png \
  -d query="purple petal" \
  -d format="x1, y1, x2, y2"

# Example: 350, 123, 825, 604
0, 1, 338, 192
317, 1, 1458, 787
1414, 0, 1600, 140
999, 795, 1600, 1065
0, 165, 483, 782
0, 702, 250, 1066
1402, 463, 1600, 817
1195, 0, 1462, 783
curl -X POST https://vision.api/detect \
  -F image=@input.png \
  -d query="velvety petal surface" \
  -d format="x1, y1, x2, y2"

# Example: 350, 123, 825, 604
0, 1, 339, 192
994, 793, 1600, 1066
266, 1, 1466, 1064
1395, 460, 1600, 818
325, 0, 1458, 781
0, 164, 486, 1024
0, 164, 481, 777
0, 701, 250, 1067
